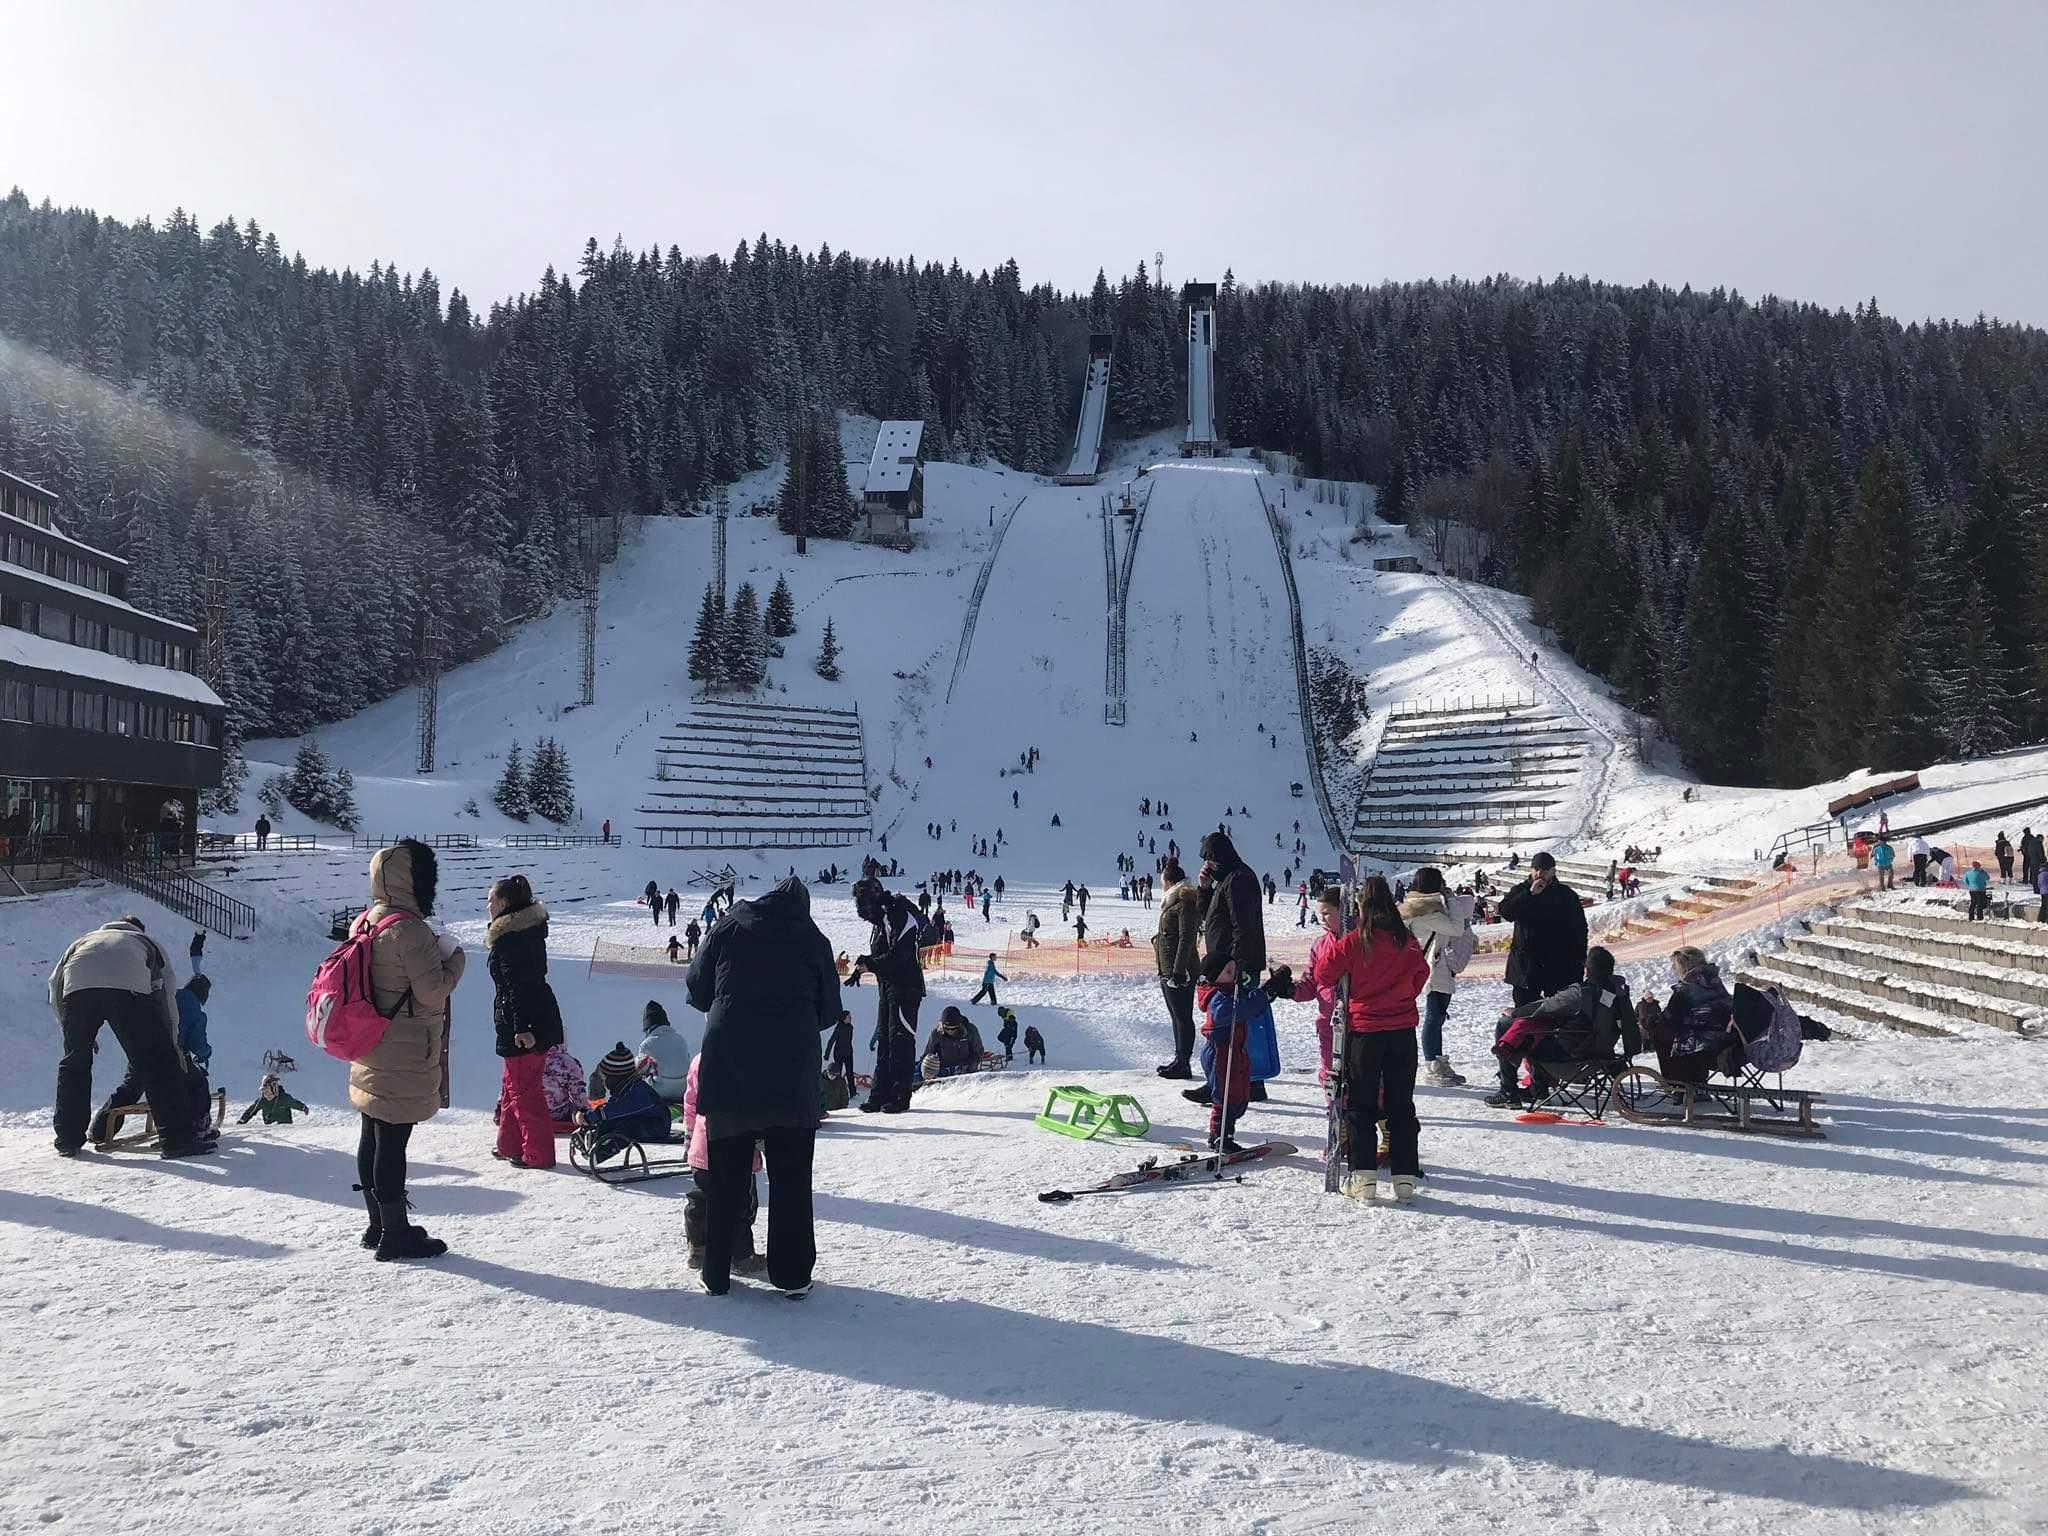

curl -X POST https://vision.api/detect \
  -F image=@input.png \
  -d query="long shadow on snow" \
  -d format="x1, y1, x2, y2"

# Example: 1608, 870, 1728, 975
815, 1192, 1184, 1271
1430, 1113, 2025, 1187
1429, 1168, 2048, 1260
133, 1138, 525, 1217
0, 1189, 288, 1259
441, 1256, 1964, 1512
1819, 1098, 2048, 1155
1422, 1174, 2048, 1296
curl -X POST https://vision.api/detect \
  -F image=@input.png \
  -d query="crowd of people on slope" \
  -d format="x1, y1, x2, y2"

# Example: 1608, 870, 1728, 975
1861, 827, 2048, 921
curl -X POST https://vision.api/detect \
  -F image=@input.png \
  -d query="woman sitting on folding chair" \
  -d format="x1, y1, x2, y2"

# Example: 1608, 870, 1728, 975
1641, 946, 1735, 1085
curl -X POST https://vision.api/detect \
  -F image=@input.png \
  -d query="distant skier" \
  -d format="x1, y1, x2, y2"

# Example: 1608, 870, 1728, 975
254, 814, 271, 851
665, 887, 681, 927
1077, 885, 1089, 915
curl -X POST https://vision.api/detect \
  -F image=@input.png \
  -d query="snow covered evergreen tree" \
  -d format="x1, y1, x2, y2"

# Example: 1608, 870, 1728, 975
330, 767, 361, 833
688, 586, 725, 685
723, 581, 764, 689
494, 741, 531, 820
526, 738, 576, 822
815, 616, 841, 681
766, 574, 797, 637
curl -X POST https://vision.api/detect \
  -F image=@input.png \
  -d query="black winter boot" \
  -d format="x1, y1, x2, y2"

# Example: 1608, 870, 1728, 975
374, 1198, 448, 1262
354, 1183, 381, 1249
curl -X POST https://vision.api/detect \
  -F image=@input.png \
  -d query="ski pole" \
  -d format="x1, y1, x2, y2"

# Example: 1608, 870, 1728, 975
1216, 973, 1241, 1177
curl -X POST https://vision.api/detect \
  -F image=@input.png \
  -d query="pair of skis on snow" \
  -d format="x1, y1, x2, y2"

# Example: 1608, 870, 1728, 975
1036, 1139, 1296, 1202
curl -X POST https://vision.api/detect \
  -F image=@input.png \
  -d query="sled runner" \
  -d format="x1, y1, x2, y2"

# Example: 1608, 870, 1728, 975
1610, 1065, 1824, 1138
568, 1125, 694, 1184
100, 1089, 228, 1149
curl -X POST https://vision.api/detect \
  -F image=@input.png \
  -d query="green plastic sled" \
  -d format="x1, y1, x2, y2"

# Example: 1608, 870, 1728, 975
1035, 1085, 1151, 1141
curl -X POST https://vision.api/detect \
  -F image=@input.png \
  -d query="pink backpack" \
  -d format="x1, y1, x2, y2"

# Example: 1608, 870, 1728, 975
305, 913, 413, 1061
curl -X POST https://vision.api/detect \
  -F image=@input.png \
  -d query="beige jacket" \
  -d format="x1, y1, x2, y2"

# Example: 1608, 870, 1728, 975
1400, 891, 1475, 996
47, 919, 179, 1041
348, 844, 466, 1124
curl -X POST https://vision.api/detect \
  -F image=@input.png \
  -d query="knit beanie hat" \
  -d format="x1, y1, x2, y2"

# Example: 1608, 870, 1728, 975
599, 1042, 640, 1086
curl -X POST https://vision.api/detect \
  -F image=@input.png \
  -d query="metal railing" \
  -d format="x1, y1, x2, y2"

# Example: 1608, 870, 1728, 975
1389, 692, 1538, 719
72, 846, 257, 940
1353, 804, 1553, 828
197, 832, 319, 854
640, 824, 871, 850
501, 832, 621, 849
1252, 477, 1346, 852
1100, 496, 1122, 725
947, 494, 1026, 705
1767, 820, 1841, 861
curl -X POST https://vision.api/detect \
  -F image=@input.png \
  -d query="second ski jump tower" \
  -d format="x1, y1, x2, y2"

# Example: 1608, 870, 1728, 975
1056, 333, 1115, 485
1181, 281, 1218, 456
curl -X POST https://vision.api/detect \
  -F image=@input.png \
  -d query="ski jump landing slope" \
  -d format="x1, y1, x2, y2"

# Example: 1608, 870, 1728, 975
1057, 353, 1112, 484
916, 463, 1333, 887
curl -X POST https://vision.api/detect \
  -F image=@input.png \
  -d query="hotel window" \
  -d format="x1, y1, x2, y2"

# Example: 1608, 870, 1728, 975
36, 603, 69, 642
32, 685, 65, 726
169, 709, 194, 744
74, 616, 105, 651
140, 703, 165, 739
70, 690, 104, 731
194, 712, 218, 747
0, 679, 28, 721
109, 695, 135, 736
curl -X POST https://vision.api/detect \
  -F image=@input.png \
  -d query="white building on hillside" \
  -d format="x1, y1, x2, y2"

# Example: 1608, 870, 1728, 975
863, 420, 925, 545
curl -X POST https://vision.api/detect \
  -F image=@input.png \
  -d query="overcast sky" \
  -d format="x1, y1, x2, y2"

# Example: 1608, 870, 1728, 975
7, 1, 2043, 324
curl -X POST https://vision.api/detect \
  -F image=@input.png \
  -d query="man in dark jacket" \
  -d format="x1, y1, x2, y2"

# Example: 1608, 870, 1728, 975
1198, 831, 1265, 983
1152, 860, 1202, 1079
684, 876, 841, 1297
1496, 852, 1587, 1008
848, 877, 926, 1115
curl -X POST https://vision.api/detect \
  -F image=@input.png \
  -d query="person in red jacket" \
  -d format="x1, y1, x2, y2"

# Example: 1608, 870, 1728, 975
1307, 875, 1430, 1204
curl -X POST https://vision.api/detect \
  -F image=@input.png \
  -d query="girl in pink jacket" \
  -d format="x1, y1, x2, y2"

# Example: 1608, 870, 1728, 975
682, 1055, 762, 1274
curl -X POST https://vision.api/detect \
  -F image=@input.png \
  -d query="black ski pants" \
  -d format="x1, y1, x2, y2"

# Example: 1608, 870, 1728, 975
56, 990, 193, 1151
356, 1114, 415, 1202
702, 1127, 814, 1294
92, 1063, 213, 1143
866, 985, 920, 1110
971, 982, 998, 1006
1159, 978, 1197, 1070
1912, 854, 1929, 886
1344, 1029, 1419, 1177
686, 1165, 757, 1261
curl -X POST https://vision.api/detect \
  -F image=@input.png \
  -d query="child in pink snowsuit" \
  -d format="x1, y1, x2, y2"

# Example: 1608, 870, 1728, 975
682, 1054, 762, 1272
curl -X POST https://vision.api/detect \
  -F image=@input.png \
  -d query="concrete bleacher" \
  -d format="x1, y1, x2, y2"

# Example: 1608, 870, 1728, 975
1741, 897, 2048, 1038
640, 700, 874, 850
1353, 697, 1592, 864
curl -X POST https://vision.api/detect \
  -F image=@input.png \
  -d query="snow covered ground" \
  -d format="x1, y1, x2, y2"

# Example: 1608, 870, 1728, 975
3, 869, 2043, 1534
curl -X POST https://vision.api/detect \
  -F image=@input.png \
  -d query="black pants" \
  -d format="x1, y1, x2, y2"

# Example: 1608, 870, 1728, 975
1510, 984, 1543, 1009
1998, 857, 2014, 880
971, 982, 997, 1006
1345, 1030, 1418, 1176
92, 1064, 213, 1143
56, 990, 193, 1151
1969, 890, 1991, 921
867, 987, 920, 1109
356, 1114, 415, 1202
1912, 854, 1928, 886
998, 1034, 1016, 1060
1159, 978, 1197, 1069
686, 1166, 757, 1258
703, 1127, 814, 1293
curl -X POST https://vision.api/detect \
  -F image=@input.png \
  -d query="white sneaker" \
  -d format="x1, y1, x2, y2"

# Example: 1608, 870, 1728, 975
1427, 1058, 1468, 1087
1342, 1170, 1378, 1204
1392, 1175, 1419, 1204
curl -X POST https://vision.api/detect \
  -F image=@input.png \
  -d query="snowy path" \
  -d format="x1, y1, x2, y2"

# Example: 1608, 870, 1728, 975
2, 978, 2039, 1534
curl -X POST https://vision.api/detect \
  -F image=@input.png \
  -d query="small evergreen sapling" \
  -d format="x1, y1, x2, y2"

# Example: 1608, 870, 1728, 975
816, 616, 841, 681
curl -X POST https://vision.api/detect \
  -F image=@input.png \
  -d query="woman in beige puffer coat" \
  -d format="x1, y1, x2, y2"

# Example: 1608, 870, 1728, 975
349, 839, 466, 1261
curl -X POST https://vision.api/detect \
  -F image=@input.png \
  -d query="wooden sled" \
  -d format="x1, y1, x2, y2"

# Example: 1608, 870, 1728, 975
101, 1089, 228, 1149
567, 1125, 694, 1185
1610, 1064, 1824, 1140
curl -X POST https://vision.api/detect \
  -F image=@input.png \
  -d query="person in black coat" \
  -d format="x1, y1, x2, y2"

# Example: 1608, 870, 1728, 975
850, 876, 927, 1115
488, 875, 565, 1169
1198, 831, 1265, 984
1496, 852, 1588, 1008
684, 876, 841, 1296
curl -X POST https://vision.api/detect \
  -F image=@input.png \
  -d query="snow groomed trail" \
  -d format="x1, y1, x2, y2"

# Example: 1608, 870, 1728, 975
910, 462, 1333, 895
1060, 349, 1111, 482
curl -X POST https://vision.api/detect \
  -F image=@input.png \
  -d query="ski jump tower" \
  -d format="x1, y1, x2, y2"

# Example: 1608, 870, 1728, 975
1181, 281, 1218, 456
1055, 333, 1114, 485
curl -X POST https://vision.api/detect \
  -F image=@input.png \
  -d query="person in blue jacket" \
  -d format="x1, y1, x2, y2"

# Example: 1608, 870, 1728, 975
576, 1043, 671, 1142
1963, 860, 1992, 922
1871, 837, 1896, 891
970, 954, 1006, 1007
